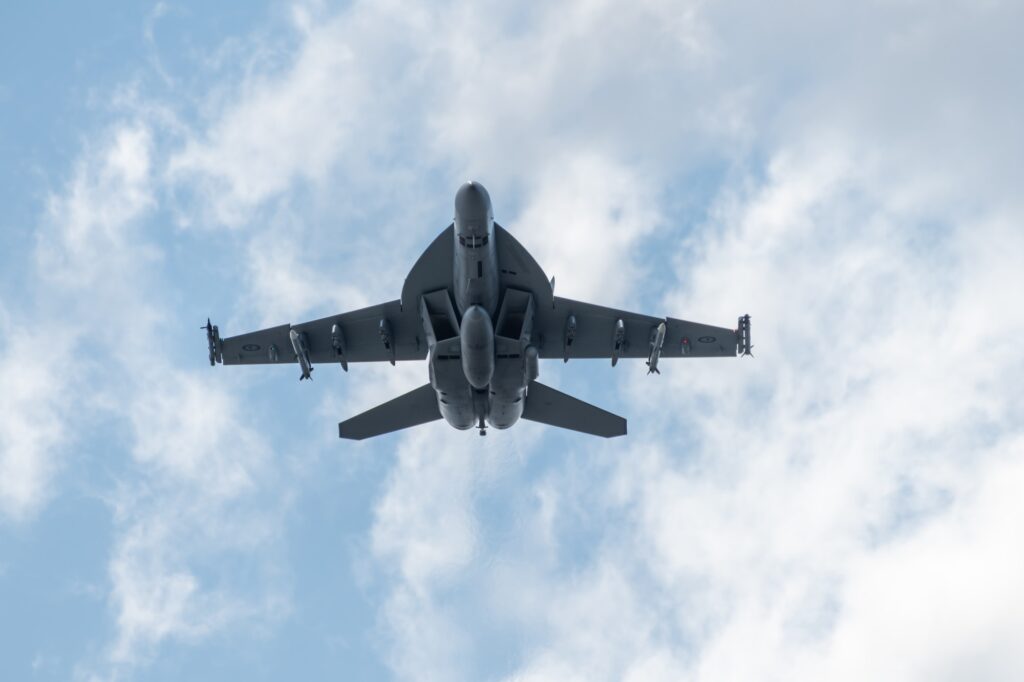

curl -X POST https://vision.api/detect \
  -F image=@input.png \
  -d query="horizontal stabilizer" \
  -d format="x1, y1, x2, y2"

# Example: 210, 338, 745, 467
521, 381, 626, 438
339, 383, 441, 440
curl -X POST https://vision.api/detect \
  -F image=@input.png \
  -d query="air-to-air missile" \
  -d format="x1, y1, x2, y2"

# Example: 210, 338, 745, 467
647, 321, 666, 374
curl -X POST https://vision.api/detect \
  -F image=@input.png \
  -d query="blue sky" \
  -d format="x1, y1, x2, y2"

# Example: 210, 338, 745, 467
2, 2, 1023, 680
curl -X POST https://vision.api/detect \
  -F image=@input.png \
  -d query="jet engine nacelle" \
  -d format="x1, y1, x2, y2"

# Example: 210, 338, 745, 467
460, 305, 494, 389
487, 345, 537, 430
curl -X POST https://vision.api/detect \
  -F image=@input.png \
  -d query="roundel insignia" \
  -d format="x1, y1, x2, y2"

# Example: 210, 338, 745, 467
697, 336, 716, 343
242, 343, 261, 351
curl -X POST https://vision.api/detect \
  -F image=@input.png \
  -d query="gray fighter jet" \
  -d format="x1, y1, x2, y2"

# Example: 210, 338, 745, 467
204, 182, 752, 439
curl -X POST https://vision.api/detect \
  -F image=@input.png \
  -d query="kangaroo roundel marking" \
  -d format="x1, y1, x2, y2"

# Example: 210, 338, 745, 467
697, 336, 716, 343
242, 343, 261, 352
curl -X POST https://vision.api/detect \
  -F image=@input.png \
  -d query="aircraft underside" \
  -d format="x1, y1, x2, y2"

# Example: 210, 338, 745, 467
205, 182, 752, 439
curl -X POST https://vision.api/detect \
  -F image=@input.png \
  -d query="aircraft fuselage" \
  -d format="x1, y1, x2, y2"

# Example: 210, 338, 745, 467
431, 181, 526, 434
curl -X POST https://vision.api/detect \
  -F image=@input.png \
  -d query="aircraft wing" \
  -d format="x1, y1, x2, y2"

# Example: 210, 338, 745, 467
217, 299, 427, 367
536, 296, 743, 361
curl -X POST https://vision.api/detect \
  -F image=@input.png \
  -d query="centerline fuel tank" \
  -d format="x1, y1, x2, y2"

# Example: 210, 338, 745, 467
460, 305, 494, 389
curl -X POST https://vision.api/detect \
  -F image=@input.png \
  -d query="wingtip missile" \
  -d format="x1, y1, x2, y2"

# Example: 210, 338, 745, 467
737, 314, 753, 357
203, 318, 222, 366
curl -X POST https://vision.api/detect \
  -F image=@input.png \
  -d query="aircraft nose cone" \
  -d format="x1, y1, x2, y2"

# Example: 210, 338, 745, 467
455, 181, 492, 222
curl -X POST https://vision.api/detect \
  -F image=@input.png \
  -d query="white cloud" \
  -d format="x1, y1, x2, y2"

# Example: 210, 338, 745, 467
128, 371, 265, 500
369, 430, 482, 679
105, 369, 287, 669
423, 0, 711, 170
39, 125, 155, 288
494, 137, 1024, 680
242, 234, 370, 328
372, 432, 480, 591
512, 155, 661, 305
812, 443, 1024, 682
161, 0, 722, 227
1, 123, 154, 525
375, 585, 472, 682
164, 3, 421, 228
17, 116, 292, 675
0, 321, 72, 522
108, 520, 229, 663
367, 421, 549, 679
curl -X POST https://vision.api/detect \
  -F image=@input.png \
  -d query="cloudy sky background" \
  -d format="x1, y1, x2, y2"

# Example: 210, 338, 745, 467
2, 1, 1023, 680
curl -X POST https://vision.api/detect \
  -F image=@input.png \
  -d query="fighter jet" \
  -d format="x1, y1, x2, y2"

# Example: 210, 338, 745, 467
205, 182, 752, 439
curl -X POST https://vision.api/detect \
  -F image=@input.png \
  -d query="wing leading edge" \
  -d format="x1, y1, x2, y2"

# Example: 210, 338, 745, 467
534, 296, 744, 362
218, 299, 427, 369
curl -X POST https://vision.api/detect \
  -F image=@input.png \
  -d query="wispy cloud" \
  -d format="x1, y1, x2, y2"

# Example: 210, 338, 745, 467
512, 155, 662, 304
13, 120, 293, 677
39, 125, 156, 288
106, 370, 289, 668
489, 137, 1024, 679
1, 124, 154, 524
0, 319, 72, 522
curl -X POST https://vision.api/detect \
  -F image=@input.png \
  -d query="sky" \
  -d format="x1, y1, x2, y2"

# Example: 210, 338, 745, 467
1, 1, 1023, 680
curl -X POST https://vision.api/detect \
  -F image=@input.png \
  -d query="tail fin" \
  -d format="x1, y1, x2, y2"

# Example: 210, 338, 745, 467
339, 383, 442, 440
521, 381, 627, 438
